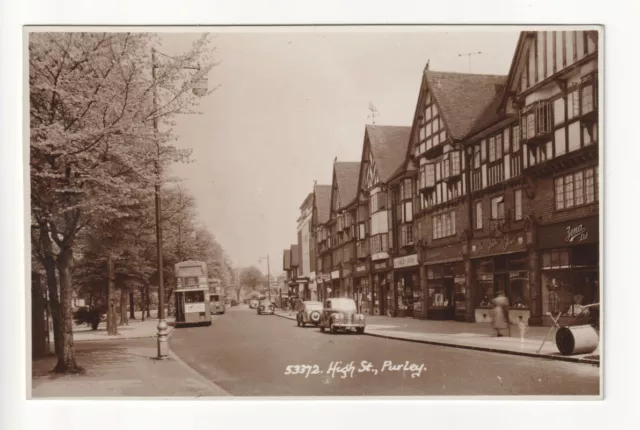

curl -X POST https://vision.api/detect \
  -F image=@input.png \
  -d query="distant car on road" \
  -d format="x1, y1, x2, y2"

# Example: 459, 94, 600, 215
230, 299, 238, 307
249, 299, 259, 309
319, 298, 365, 334
209, 294, 226, 315
297, 301, 323, 327
257, 299, 275, 315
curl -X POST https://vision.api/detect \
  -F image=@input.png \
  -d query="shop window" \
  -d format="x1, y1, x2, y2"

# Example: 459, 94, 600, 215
508, 272, 530, 309
542, 271, 598, 317
477, 281, 494, 309
427, 285, 450, 308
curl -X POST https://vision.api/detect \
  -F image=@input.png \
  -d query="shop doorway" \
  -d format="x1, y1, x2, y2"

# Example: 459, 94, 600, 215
494, 273, 509, 298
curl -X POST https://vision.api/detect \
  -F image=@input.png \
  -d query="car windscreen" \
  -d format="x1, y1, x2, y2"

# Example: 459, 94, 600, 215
330, 299, 357, 312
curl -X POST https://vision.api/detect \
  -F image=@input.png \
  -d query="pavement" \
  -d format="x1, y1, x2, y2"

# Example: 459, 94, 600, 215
169, 305, 600, 396
31, 337, 230, 398
68, 310, 176, 342
273, 309, 600, 365
32, 310, 229, 398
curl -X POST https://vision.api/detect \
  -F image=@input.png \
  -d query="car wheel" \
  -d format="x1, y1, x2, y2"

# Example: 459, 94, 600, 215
356, 327, 365, 334
330, 325, 338, 334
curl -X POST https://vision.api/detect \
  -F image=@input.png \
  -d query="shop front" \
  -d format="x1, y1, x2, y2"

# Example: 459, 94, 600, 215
371, 259, 392, 316
470, 232, 530, 323
330, 269, 341, 298
422, 245, 466, 321
353, 262, 371, 314
341, 264, 352, 299
316, 273, 331, 302
537, 216, 600, 327
393, 254, 420, 318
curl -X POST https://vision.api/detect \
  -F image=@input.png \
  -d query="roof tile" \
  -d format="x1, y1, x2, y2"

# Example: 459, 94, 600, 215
425, 70, 506, 139
366, 125, 412, 182
334, 162, 360, 208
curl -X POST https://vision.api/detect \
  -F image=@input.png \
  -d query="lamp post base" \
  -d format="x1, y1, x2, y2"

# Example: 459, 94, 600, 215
157, 319, 170, 359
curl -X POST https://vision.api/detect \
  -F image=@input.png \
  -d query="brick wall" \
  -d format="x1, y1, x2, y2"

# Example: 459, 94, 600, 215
527, 161, 599, 226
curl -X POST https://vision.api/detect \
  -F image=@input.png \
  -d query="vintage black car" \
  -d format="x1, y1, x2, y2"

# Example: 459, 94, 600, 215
257, 299, 275, 315
296, 301, 323, 327
319, 298, 365, 334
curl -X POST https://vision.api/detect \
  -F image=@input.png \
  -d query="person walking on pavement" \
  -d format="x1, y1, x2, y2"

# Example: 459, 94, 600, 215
491, 292, 510, 337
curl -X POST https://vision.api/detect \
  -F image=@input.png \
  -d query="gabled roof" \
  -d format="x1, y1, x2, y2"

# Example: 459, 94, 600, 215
366, 125, 412, 183
464, 89, 507, 138
313, 184, 332, 225
334, 162, 360, 209
425, 70, 507, 139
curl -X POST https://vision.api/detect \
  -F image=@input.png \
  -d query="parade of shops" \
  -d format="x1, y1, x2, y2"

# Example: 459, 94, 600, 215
285, 30, 599, 327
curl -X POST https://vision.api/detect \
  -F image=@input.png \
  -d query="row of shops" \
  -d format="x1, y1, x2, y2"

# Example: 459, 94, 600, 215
315, 215, 598, 326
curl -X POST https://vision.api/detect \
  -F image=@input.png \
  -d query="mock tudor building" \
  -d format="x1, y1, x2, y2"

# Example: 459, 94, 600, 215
355, 125, 412, 316
393, 30, 600, 326
299, 30, 599, 327
497, 30, 600, 326
325, 160, 360, 299
311, 183, 332, 302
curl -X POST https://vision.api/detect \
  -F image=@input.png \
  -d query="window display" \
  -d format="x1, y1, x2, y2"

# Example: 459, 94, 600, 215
454, 276, 467, 310
428, 286, 450, 308
541, 246, 599, 317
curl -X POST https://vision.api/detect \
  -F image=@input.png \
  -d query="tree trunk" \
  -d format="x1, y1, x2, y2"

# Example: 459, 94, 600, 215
40, 229, 63, 359
54, 246, 82, 373
146, 284, 151, 317
119, 289, 128, 326
140, 285, 146, 322
106, 254, 118, 335
129, 291, 136, 319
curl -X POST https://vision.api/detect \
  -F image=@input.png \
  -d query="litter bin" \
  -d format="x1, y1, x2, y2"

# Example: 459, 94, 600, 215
555, 325, 599, 356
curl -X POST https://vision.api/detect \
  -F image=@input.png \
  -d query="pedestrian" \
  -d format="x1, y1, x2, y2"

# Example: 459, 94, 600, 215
491, 293, 510, 337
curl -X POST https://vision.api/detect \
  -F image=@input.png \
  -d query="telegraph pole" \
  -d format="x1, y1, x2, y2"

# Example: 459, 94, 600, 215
458, 51, 482, 73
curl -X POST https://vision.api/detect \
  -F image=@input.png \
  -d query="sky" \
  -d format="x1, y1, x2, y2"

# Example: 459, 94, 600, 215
158, 27, 519, 272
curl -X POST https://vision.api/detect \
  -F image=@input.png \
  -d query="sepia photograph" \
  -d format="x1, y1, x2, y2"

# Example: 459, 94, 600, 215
25, 25, 602, 399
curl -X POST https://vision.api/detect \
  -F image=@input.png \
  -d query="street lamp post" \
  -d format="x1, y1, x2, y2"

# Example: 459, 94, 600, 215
259, 254, 271, 301
152, 48, 207, 359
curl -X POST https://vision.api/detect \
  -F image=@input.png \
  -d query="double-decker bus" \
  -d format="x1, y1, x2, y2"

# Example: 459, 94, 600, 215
174, 261, 212, 326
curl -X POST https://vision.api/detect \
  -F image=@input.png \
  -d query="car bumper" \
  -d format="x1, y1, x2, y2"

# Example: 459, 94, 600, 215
332, 323, 365, 329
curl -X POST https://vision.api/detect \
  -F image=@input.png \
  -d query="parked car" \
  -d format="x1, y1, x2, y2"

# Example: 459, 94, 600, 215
230, 299, 238, 307
249, 299, 259, 309
319, 298, 365, 334
257, 299, 275, 315
209, 294, 226, 315
297, 301, 323, 327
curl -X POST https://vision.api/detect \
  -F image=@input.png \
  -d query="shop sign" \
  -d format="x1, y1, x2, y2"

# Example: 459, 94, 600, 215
355, 263, 369, 275
331, 270, 341, 280
471, 234, 526, 258
372, 261, 388, 272
424, 245, 464, 263
393, 254, 419, 269
538, 217, 599, 249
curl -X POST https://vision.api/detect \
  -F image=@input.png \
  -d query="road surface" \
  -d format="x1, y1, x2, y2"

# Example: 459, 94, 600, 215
169, 305, 600, 396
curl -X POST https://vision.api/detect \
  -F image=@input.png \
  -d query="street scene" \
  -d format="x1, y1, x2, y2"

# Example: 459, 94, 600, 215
28, 27, 601, 398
